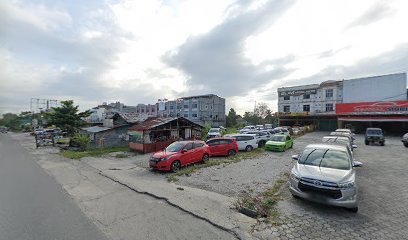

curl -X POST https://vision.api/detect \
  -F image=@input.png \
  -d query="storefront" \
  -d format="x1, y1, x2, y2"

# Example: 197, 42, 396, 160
336, 101, 408, 134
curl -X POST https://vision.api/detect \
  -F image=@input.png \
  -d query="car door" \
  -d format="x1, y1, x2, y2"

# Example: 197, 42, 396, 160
235, 136, 245, 150
193, 142, 206, 162
206, 139, 218, 156
180, 143, 194, 165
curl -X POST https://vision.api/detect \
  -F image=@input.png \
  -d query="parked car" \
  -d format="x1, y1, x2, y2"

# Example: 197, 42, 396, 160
335, 128, 353, 134
365, 128, 385, 146
224, 134, 258, 152
34, 128, 44, 135
149, 141, 210, 172
265, 134, 293, 151
322, 136, 357, 152
329, 131, 354, 144
264, 124, 273, 129
0, 126, 8, 133
289, 144, 363, 212
274, 127, 290, 136
255, 125, 264, 130
402, 133, 408, 147
206, 137, 239, 156
207, 128, 224, 138
245, 130, 270, 147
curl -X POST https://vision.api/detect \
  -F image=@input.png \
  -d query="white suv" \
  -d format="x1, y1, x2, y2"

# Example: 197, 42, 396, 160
224, 134, 258, 151
207, 128, 222, 138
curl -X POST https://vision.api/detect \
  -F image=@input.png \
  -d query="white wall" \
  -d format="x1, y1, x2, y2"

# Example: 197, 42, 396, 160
343, 73, 407, 103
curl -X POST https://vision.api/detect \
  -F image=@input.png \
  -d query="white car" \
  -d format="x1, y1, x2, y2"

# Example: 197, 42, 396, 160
290, 144, 362, 212
224, 134, 258, 152
245, 130, 271, 147
207, 128, 222, 138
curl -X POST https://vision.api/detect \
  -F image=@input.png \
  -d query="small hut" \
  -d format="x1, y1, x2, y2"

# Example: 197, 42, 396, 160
128, 117, 202, 153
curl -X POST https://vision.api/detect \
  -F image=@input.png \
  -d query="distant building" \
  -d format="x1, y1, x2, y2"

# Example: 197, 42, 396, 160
156, 94, 226, 127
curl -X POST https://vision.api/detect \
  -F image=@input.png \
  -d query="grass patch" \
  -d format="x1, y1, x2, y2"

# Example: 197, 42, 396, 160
115, 153, 128, 158
61, 147, 131, 160
167, 148, 265, 182
55, 137, 70, 144
235, 175, 288, 223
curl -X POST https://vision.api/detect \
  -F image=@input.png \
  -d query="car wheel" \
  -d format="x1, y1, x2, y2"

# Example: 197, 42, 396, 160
228, 150, 236, 156
380, 142, 385, 146
365, 140, 369, 145
404, 143, 408, 148
258, 140, 266, 148
290, 142, 293, 148
170, 160, 181, 172
347, 207, 358, 213
202, 153, 210, 163
245, 145, 253, 152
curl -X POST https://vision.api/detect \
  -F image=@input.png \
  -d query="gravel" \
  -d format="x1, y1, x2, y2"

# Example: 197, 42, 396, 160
177, 132, 327, 197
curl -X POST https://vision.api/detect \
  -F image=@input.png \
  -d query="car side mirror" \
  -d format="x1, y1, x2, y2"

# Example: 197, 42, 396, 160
292, 155, 299, 161
353, 161, 363, 167
352, 145, 357, 149
181, 149, 187, 153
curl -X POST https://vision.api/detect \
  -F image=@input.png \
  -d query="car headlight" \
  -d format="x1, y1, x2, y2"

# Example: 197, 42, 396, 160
338, 181, 355, 189
290, 172, 300, 181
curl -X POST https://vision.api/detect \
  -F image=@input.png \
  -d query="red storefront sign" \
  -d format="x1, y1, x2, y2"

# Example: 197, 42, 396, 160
336, 101, 408, 115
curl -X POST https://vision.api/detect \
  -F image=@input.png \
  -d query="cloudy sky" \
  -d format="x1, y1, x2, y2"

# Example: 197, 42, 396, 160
1, 0, 408, 115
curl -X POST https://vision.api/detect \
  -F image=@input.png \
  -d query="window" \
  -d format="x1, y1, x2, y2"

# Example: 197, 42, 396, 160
303, 94, 310, 99
206, 140, 219, 146
194, 142, 204, 148
192, 103, 198, 108
283, 105, 290, 113
192, 113, 198, 118
183, 143, 193, 151
283, 96, 290, 101
170, 105, 174, 110
219, 139, 232, 144
326, 89, 333, 98
184, 104, 189, 109
325, 103, 334, 112
184, 114, 189, 118
141, 109, 145, 113
303, 105, 310, 112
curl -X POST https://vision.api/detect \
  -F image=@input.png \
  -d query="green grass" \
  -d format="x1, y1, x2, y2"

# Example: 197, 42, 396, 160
235, 175, 288, 221
167, 148, 265, 182
55, 137, 70, 144
61, 147, 131, 160
115, 153, 129, 158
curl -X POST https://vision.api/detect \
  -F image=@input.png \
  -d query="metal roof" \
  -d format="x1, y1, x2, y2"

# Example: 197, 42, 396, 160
82, 126, 111, 133
129, 117, 201, 131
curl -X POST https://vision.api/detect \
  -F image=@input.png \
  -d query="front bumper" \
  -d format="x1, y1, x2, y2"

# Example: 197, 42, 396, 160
265, 144, 284, 151
289, 178, 358, 208
149, 160, 171, 171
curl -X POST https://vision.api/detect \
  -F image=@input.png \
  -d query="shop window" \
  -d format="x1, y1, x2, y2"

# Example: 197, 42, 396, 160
283, 105, 290, 112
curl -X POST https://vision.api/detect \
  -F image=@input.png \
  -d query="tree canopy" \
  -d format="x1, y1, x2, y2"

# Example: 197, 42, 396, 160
46, 100, 91, 136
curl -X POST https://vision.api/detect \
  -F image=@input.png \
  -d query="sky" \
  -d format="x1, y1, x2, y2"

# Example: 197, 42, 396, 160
1, 0, 408, 116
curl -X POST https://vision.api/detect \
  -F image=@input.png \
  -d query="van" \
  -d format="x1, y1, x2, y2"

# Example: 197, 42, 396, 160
224, 134, 258, 152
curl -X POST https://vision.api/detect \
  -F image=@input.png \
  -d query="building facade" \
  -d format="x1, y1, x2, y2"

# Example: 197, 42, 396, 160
277, 73, 407, 132
156, 94, 226, 127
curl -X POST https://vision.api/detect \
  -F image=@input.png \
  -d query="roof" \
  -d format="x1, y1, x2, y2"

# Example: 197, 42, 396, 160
129, 117, 202, 131
109, 112, 143, 124
180, 94, 220, 99
82, 126, 111, 133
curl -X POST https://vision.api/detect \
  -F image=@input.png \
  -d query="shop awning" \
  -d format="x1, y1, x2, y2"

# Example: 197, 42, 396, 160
338, 116, 408, 122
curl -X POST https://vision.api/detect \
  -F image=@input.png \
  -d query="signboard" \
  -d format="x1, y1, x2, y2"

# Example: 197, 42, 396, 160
336, 101, 408, 115
279, 89, 317, 97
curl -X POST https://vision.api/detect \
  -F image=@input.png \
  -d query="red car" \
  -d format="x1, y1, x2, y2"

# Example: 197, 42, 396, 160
149, 141, 210, 172
206, 137, 239, 157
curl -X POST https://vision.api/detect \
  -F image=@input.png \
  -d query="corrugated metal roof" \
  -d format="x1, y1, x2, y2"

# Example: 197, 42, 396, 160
128, 117, 203, 131
82, 126, 111, 133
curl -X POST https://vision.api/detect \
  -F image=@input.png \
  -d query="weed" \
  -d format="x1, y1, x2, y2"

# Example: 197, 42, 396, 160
61, 147, 131, 160
115, 153, 128, 158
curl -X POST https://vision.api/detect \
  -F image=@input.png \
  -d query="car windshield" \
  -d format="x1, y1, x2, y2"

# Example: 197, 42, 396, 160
367, 129, 382, 135
165, 142, 185, 152
270, 135, 286, 142
209, 129, 219, 133
298, 148, 351, 170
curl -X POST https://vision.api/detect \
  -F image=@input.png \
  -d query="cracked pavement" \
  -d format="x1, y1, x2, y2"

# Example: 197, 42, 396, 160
10, 133, 238, 240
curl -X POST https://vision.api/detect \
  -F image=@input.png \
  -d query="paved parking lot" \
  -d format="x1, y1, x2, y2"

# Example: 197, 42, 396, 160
176, 132, 408, 239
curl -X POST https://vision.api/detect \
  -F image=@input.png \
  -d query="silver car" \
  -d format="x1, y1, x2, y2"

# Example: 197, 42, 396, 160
289, 144, 363, 212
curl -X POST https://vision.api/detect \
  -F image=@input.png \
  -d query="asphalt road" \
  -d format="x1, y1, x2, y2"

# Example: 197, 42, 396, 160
0, 134, 108, 240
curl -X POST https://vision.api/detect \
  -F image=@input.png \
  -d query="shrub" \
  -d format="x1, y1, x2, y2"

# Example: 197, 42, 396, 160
70, 134, 90, 151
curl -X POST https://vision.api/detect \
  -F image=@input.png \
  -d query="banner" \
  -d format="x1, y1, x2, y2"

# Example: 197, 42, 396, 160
336, 101, 408, 115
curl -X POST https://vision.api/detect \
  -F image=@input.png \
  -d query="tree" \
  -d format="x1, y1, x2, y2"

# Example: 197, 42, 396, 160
264, 109, 275, 125
226, 108, 238, 127
46, 100, 91, 136
0, 113, 20, 131
254, 102, 270, 119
